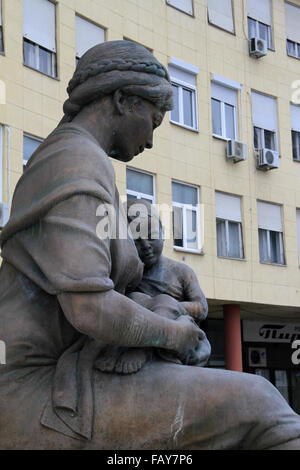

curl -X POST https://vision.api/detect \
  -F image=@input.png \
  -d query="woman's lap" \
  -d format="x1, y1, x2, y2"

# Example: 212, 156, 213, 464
1, 360, 300, 450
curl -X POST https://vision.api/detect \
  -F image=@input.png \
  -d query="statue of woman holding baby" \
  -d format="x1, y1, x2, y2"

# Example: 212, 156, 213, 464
0, 40, 299, 450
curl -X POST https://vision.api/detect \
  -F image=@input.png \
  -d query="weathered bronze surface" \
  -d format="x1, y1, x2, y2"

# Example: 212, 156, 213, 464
0, 40, 299, 449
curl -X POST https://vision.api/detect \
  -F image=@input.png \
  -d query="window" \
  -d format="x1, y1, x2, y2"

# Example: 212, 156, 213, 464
0, 0, 4, 53
291, 104, 300, 161
166, 0, 193, 16
296, 209, 300, 266
23, 0, 57, 77
23, 134, 43, 171
285, 2, 300, 59
172, 181, 201, 251
257, 201, 284, 265
169, 61, 198, 131
252, 92, 278, 151
247, 0, 273, 49
207, 0, 234, 34
211, 82, 238, 140
126, 168, 155, 203
215, 192, 244, 259
76, 16, 105, 65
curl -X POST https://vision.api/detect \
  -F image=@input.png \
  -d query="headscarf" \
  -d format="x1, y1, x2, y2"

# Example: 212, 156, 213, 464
62, 40, 173, 123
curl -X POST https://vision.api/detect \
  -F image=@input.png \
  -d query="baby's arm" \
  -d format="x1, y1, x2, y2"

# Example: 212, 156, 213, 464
179, 265, 208, 322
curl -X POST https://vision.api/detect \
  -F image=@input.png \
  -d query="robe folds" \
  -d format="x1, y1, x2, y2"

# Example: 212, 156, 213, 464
0, 124, 143, 441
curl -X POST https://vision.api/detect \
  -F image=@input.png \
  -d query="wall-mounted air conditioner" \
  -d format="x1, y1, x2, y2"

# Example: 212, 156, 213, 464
227, 140, 247, 163
248, 347, 267, 367
249, 37, 267, 58
257, 148, 279, 170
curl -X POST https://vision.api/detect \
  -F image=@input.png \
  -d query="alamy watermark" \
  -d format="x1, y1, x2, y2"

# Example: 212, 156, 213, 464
291, 80, 300, 104
0, 340, 6, 365
291, 340, 300, 365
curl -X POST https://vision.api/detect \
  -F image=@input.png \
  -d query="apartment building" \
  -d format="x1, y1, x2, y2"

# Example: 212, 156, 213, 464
0, 0, 300, 412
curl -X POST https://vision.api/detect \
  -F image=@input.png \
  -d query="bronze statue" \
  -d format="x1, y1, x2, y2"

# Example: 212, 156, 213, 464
0, 40, 299, 450
96, 199, 211, 374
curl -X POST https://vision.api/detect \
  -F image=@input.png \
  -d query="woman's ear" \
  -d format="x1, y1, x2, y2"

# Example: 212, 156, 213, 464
113, 90, 126, 115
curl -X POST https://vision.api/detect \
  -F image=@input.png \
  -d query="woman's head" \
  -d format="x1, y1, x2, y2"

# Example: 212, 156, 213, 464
62, 40, 173, 123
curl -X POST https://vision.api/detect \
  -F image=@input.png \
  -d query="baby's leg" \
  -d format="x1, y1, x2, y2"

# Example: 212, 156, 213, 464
94, 346, 123, 373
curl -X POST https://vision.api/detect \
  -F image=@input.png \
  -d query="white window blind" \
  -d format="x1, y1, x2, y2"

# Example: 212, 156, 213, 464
247, 0, 272, 25
166, 0, 193, 15
252, 92, 277, 131
211, 82, 237, 107
207, 0, 234, 33
168, 64, 196, 87
76, 16, 105, 59
23, 0, 56, 52
285, 2, 300, 44
215, 192, 242, 222
291, 104, 300, 132
257, 201, 282, 232
297, 209, 300, 263
0, 0, 2, 26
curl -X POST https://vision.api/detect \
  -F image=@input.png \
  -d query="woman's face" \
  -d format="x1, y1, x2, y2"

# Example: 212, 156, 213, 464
111, 97, 165, 162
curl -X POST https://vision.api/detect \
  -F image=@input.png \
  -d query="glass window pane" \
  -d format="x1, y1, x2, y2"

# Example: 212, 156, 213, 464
24, 39, 36, 68
270, 230, 282, 264
225, 103, 235, 139
274, 370, 290, 404
173, 205, 183, 247
211, 98, 222, 136
126, 169, 154, 196
297, 43, 300, 58
172, 182, 197, 205
255, 369, 271, 381
228, 221, 241, 258
39, 47, 52, 76
182, 88, 193, 128
291, 371, 300, 415
287, 40, 295, 56
171, 84, 179, 123
264, 130, 275, 150
186, 209, 197, 250
259, 229, 269, 262
254, 127, 262, 149
0, 26, 4, 52
292, 131, 300, 160
23, 135, 42, 163
248, 17, 257, 39
258, 22, 268, 43
216, 219, 227, 257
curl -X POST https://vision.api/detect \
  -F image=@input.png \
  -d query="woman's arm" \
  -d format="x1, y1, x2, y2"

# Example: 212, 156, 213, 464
58, 289, 201, 362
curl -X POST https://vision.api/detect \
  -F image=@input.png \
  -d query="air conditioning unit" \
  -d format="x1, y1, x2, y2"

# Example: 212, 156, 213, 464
227, 140, 247, 163
257, 148, 279, 170
0, 203, 10, 229
249, 37, 267, 58
248, 347, 267, 367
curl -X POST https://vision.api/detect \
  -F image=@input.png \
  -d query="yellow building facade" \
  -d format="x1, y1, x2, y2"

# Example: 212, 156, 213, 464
0, 0, 300, 407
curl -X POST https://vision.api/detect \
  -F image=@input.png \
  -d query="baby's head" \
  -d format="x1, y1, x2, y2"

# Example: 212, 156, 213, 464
126, 199, 164, 269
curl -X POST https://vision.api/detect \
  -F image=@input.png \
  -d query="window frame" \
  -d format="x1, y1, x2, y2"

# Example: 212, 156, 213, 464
287, 39, 300, 59
247, 16, 273, 50
166, 0, 194, 17
126, 167, 156, 204
23, 133, 43, 171
23, 37, 57, 78
216, 217, 244, 260
258, 228, 285, 265
172, 180, 201, 253
170, 77, 198, 132
253, 126, 277, 151
211, 97, 238, 141
0, 0, 4, 54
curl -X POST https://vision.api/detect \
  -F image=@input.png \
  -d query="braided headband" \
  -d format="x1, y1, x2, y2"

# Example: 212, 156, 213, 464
67, 59, 170, 95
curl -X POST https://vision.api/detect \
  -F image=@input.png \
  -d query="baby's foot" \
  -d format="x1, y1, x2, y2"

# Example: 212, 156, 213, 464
115, 348, 148, 375
95, 346, 122, 373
